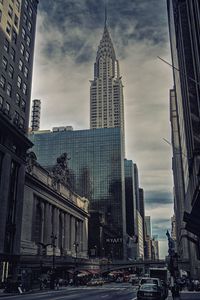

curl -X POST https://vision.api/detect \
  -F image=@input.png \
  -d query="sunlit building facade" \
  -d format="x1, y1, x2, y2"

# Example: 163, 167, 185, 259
90, 21, 125, 152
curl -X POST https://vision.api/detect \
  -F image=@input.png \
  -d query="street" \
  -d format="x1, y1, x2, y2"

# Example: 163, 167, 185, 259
0, 283, 200, 300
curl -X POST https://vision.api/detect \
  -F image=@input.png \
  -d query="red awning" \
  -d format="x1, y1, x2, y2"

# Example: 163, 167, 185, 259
87, 269, 100, 275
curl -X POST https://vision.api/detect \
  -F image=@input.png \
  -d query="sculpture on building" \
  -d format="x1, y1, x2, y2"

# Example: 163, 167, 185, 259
26, 151, 38, 174
51, 153, 71, 189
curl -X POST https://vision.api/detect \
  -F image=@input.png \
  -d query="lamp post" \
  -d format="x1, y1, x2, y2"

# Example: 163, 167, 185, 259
73, 242, 79, 267
50, 233, 57, 289
73, 242, 79, 286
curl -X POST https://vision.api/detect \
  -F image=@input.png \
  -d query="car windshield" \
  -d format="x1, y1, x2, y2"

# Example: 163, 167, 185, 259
140, 284, 158, 291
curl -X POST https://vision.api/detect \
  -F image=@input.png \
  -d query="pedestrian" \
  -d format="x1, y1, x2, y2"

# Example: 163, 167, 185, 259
171, 283, 180, 300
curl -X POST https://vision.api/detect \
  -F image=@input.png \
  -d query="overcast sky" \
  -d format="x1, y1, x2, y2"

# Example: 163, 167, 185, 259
31, 0, 174, 258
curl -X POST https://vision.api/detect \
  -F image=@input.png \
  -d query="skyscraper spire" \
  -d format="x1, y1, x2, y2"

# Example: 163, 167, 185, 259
104, 0, 107, 27
90, 6, 125, 149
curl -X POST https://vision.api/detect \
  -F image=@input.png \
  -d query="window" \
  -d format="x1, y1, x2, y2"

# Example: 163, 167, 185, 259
24, 0, 28, 9
6, 83, 12, 97
0, 76, 5, 89
19, 59, 23, 71
21, 99, 26, 112
28, 21, 32, 32
26, 36, 31, 47
0, 95, 4, 109
8, 65, 14, 78
17, 75, 22, 88
10, 48, 15, 61
4, 39, 9, 52
12, 29, 17, 44
5, 102, 10, 114
14, 111, 19, 124
8, 5, 13, 18
24, 66, 28, 78
23, 13, 27, 24
25, 50, 29, 62
16, 0, 20, 12
20, 43, 25, 55
22, 27, 25, 39
22, 82, 27, 95
29, 7, 32, 18
16, 93, 20, 106
19, 116, 25, 129
14, 15, 19, 27
6, 22, 11, 35
2, 56, 8, 70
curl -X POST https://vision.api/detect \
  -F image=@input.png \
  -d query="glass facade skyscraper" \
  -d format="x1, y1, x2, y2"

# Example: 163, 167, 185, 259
30, 127, 126, 259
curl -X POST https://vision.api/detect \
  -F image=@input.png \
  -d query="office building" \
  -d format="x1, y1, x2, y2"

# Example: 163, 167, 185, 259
167, 0, 200, 277
30, 127, 127, 259
90, 17, 125, 150
0, 0, 38, 278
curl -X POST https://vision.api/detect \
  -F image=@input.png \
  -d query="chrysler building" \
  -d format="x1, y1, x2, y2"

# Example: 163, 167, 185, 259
90, 17, 125, 139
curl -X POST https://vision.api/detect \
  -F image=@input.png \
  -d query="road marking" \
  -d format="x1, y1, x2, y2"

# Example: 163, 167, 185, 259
101, 295, 109, 298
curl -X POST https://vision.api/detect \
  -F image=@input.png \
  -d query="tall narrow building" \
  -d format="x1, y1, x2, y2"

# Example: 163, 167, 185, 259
167, 0, 200, 277
90, 19, 125, 139
31, 99, 41, 131
0, 0, 38, 278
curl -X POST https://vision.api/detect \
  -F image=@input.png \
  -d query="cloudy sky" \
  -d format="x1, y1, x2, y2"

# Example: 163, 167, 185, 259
31, 0, 174, 257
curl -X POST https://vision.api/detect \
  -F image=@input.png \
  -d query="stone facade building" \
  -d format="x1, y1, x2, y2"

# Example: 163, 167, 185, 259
20, 152, 89, 275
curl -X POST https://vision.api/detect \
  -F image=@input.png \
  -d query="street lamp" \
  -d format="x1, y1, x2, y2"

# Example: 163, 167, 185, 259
73, 242, 79, 286
73, 242, 79, 266
51, 233, 57, 270
50, 233, 57, 290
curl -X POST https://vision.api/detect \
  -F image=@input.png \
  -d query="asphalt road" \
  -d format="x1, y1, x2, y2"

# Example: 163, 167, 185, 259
0, 284, 200, 300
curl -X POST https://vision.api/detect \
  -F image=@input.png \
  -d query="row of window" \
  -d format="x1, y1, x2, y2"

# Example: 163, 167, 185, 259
0, 0, 21, 13
2, 56, 29, 79
4, 37, 30, 61
0, 94, 25, 127
0, 73, 27, 95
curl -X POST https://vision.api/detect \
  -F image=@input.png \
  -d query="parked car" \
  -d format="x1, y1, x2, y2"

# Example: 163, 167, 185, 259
116, 277, 123, 283
137, 283, 163, 300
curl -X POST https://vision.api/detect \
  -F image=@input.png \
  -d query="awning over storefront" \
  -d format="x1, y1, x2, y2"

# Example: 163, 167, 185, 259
87, 269, 100, 275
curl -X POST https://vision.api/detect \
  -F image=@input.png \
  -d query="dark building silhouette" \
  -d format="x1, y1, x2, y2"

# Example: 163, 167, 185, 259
0, 0, 38, 279
167, 0, 200, 277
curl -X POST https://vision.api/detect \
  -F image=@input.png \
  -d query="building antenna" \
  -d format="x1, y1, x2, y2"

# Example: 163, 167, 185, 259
104, 0, 108, 27
157, 56, 200, 86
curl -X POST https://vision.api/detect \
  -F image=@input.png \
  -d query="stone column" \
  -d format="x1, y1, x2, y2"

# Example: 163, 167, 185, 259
14, 163, 26, 254
40, 202, 45, 243
71, 217, 76, 254
82, 217, 88, 257
54, 208, 59, 247
64, 213, 70, 251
